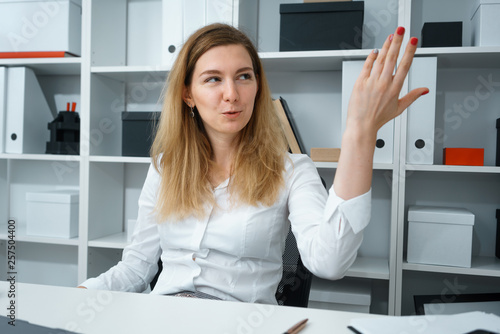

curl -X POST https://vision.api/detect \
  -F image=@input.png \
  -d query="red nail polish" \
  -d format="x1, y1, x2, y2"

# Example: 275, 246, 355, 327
421, 89, 429, 96
397, 26, 405, 35
410, 37, 418, 46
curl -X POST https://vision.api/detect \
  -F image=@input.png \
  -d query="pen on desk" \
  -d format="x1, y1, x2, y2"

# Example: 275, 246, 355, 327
283, 318, 308, 334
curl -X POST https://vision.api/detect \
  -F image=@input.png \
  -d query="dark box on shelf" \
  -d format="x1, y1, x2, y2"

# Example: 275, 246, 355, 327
497, 209, 500, 259
279, 1, 364, 52
421, 22, 462, 47
121, 112, 160, 157
496, 118, 500, 166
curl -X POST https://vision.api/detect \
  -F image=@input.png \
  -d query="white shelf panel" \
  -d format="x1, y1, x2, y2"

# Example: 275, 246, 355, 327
345, 257, 389, 280
0, 57, 81, 75
405, 164, 500, 174
403, 257, 500, 278
315, 161, 394, 170
415, 46, 500, 69
0, 224, 79, 246
91, 65, 169, 82
89, 156, 151, 164
260, 49, 371, 72
0, 153, 81, 162
88, 231, 129, 249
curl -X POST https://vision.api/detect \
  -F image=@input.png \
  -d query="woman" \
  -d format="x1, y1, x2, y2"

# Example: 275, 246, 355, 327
79, 24, 427, 304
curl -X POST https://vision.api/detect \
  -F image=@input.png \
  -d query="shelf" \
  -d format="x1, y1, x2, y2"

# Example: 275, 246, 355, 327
345, 257, 390, 280
315, 161, 394, 170
89, 156, 152, 164
91, 65, 169, 82
405, 164, 500, 174
415, 46, 500, 69
403, 257, 500, 278
0, 153, 81, 162
0, 57, 81, 75
0, 223, 79, 246
88, 231, 129, 249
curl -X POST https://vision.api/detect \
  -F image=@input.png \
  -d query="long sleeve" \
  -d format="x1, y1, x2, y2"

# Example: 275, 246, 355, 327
80, 164, 162, 292
287, 154, 371, 280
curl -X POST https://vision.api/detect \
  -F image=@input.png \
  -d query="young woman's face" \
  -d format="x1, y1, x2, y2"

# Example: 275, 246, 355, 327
185, 44, 258, 141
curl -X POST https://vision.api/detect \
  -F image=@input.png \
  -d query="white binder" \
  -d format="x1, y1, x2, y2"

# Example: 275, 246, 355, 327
342, 60, 394, 164
4, 67, 53, 154
406, 57, 437, 165
0, 67, 6, 153
162, 0, 258, 67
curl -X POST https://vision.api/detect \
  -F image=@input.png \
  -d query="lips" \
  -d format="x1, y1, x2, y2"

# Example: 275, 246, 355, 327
222, 111, 241, 118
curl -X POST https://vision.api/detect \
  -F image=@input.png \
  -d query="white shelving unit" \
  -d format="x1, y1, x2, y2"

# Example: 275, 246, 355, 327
1, 0, 499, 316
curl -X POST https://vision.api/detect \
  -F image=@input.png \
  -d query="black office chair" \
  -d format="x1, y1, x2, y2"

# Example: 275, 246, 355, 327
149, 227, 312, 307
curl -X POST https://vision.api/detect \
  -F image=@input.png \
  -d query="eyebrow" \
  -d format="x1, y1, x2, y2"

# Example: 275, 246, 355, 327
199, 67, 254, 77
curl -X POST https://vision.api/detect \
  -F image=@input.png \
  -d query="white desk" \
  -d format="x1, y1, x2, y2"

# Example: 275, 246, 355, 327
0, 282, 379, 333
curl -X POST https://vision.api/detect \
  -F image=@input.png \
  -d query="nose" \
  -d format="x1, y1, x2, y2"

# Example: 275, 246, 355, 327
223, 80, 239, 103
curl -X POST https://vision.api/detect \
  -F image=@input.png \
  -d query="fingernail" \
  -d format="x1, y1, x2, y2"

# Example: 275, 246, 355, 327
373, 48, 379, 54
397, 26, 405, 35
410, 37, 418, 46
389, 34, 394, 41
421, 89, 429, 96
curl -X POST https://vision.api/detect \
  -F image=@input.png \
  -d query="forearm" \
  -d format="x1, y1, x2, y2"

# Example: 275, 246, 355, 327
333, 125, 376, 200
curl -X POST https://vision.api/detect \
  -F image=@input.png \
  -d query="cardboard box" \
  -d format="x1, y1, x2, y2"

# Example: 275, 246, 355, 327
280, 2, 364, 51
310, 148, 341, 162
407, 206, 474, 268
421, 22, 462, 47
443, 148, 484, 166
26, 190, 79, 238
0, 0, 82, 56
308, 277, 371, 313
471, 0, 500, 46
122, 112, 160, 157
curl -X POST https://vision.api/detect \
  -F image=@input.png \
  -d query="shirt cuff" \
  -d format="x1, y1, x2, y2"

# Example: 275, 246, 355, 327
324, 186, 371, 236
78, 277, 108, 291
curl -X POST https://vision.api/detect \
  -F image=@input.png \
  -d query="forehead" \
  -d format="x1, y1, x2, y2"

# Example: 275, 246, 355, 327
194, 44, 254, 73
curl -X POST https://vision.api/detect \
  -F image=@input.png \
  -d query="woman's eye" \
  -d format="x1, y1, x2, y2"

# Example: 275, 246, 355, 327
206, 77, 221, 83
239, 73, 252, 80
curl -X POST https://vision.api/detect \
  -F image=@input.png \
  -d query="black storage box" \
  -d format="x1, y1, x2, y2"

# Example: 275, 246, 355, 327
496, 118, 500, 166
279, 1, 364, 52
497, 209, 500, 259
121, 112, 160, 157
421, 22, 462, 47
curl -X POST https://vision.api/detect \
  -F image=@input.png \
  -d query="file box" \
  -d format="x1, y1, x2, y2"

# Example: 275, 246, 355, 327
421, 22, 462, 47
0, 0, 82, 56
26, 190, 79, 238
308, 277, 371, 313
471, 0, 500, 46
407, 206, 474, 268
443, 148, 484, 166
279, 2, 364, 51
121, 112, 160, 157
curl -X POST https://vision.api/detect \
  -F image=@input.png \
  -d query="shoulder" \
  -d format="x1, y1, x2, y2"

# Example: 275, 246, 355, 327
284, 153, 318, 180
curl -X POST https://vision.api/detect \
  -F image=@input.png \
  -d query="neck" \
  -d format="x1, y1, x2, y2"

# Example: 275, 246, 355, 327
208, 133, 240, 187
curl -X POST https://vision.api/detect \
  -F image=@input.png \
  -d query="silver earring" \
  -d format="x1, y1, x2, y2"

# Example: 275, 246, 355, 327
189, 105, 195, 118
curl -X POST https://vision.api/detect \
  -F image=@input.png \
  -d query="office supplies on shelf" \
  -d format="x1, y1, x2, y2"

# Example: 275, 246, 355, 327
0, 67, 6, 153
421, 22, 463, 47
46, 102, 80, 155
414, 292, 500, 316
121, 111, 160, 157
273, 97, 304, 154
407, 206, 475, 268
280, 2, 365, 51
310, 147, 341, 162
0, 51, 77, 58
443, 147, 484, 166
309, 277, 371, 313
471, 0, 500, 46
342, 60, 393, 164
5, 67, 53, 154
406, 57, 437, 165
349, 311, 500, 334
0, 0, 82, 56
283, 318, 308, 334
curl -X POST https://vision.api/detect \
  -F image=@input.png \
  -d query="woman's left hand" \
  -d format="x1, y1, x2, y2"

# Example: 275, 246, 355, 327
345, 26, 429, 140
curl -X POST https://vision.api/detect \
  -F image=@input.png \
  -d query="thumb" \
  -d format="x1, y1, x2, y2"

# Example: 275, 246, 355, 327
398, 87, 430, 113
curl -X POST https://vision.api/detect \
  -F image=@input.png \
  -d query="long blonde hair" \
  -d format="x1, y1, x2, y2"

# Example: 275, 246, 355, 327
151, 23, 288, 221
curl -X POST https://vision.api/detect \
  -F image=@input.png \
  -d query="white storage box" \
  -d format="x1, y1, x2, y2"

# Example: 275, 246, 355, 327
26, 190, 79, 238
308, 277, 371, 313
0, 0, 82, 56
471, 0, 500, 46
407, 206, 474, 268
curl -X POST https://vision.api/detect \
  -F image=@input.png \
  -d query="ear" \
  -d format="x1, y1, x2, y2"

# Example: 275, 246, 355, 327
182, 86, 194, 107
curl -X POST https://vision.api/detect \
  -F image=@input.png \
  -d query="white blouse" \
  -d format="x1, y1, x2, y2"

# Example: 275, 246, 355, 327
81, 154, 371, 304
